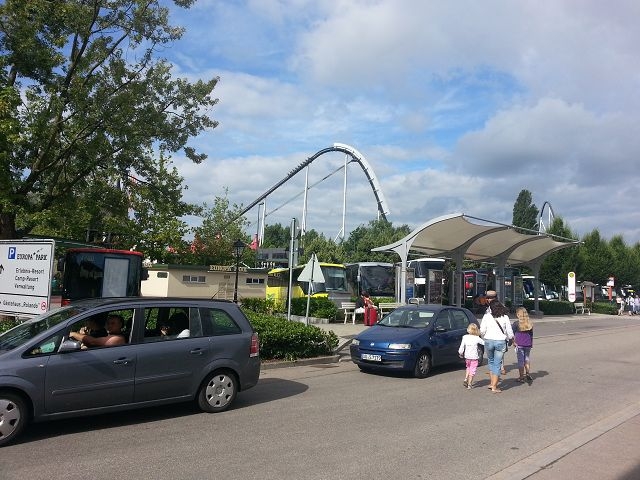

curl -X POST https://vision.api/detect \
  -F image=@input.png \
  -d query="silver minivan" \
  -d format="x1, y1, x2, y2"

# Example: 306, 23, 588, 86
0, 297, 260, 446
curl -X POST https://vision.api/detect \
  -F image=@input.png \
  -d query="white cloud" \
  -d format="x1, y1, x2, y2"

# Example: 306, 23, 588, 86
162, 0, 640, 245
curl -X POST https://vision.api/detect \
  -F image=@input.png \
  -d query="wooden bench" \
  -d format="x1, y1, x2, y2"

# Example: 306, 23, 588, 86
574, 302, 591, 315
341, 302, 358, 324
378, 302, 403, 319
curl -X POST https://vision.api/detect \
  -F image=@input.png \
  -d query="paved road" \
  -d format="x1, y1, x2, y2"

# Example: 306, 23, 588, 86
1, 314, 638, 480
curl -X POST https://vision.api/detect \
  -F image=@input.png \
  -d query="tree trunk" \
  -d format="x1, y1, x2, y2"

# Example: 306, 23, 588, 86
0, 212, 17, 240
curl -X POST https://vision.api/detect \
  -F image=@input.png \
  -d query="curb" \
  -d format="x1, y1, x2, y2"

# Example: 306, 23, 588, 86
260, 354, 341, 370
485, 400, 640, 480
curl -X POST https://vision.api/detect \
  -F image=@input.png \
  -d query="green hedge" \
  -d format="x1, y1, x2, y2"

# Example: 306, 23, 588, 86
590, 301, 618, 315
522, 300, 573, 315
0, 318, 20, 334
463, 299, 619, 316
244, 310, 339, 361
242, 297, 339, 320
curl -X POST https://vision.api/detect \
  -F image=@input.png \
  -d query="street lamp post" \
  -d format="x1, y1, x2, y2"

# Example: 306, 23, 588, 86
233, 239, 245, 303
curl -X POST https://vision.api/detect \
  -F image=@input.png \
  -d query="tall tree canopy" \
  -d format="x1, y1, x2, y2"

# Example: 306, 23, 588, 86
0, 0, 218, 240
512, 189, 539, 232
188, 191, 250, 266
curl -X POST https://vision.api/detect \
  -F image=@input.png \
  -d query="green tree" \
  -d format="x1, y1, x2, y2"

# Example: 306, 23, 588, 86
299, 230, 345, 265
512, 189, 539, 233
189, 191, 250, 266
578, 229, 613, 285
0, 0, 218, 240
262, 223, 291, 248
342, 219, 411, 263
608, 235, 634, 288
125, 155, 197, 262
539, 217, 580, 290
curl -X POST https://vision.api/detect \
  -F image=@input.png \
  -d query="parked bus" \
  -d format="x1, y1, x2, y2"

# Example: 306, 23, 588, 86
345, 262, 395, 298
266, 262, 350, 306
406, 258, 446, 304
61, 248, 145, 305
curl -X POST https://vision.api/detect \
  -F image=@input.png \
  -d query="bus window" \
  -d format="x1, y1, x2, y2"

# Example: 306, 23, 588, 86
266, 263, 349, 307
62, 248, 144, 304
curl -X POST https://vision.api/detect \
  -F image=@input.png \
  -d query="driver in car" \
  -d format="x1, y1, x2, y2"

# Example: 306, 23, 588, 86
69, 314, 127, 347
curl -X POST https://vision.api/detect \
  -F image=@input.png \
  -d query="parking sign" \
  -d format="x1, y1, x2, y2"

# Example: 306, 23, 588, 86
0, 240, 55, 316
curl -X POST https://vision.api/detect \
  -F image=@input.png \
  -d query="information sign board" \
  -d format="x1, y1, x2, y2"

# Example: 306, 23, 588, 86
0, 240, 55, 316
568, 271, 576, 303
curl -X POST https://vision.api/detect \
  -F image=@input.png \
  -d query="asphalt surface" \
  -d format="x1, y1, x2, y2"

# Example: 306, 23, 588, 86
318, 313, 640, 480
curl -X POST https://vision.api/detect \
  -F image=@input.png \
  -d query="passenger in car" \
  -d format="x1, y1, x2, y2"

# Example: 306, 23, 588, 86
69, 314, 127, 347
158, 312, 190, 339
169, 312, 190, 338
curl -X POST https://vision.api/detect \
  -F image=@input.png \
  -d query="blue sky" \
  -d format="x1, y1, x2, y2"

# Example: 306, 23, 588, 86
161, 0, 640, 245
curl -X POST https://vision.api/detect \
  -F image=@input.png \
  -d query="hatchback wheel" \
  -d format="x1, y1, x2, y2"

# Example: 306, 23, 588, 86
0, 393, 28, 447
197, 371, 238, 413
414, 351, 432, 378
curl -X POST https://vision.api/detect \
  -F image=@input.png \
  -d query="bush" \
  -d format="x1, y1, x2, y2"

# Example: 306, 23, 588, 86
522, 300, 573, 315
244, 297, 339, 320
290, 297, 339, 319
243, 310, 339, 361
591, 301, 618, 315
0, 318, 20, 334
240, 297, 279, 314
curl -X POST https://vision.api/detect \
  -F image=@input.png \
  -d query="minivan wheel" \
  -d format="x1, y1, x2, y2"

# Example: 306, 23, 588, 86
0, 393, 28, 447
197, 371, 238, 413
414, 351, 432, 378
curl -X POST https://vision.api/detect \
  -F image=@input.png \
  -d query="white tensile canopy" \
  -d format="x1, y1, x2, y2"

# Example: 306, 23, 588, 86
372, 213, 581, 308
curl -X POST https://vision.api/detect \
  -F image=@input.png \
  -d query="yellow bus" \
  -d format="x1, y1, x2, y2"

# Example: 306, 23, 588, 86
266, 263, 350, 306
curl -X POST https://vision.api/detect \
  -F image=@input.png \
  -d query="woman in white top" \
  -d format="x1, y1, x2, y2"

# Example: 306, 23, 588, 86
479, 291, 514, 393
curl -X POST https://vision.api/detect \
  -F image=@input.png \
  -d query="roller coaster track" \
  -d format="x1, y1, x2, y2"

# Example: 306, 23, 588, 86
236, 143, 390, 223
538, 201, 555, 233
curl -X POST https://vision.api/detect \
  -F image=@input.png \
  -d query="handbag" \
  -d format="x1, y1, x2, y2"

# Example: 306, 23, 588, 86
493, 317, 512, 350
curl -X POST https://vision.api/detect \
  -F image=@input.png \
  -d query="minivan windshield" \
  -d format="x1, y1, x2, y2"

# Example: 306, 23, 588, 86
0, 307, 81, 351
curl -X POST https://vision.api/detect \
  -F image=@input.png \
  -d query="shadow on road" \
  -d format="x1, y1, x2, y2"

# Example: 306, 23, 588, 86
13, 378, 308, 446
233, 377, 309, 408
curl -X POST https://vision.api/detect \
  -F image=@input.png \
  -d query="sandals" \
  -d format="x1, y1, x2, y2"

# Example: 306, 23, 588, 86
491, 388, 502, 393
516, 378, 525, 383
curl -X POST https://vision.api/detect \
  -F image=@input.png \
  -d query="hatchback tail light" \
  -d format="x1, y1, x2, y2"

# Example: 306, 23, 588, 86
249, 333, 259, 357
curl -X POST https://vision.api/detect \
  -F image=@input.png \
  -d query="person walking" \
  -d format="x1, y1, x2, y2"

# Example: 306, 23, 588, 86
616, 294, 625, 315
480, 290, 513, 393
458, 323, 485, 389
512, 307, 534, 384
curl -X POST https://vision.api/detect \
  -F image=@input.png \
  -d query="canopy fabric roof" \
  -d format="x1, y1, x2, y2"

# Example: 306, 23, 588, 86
372, 213, 579, 267
372, 213, 581, 305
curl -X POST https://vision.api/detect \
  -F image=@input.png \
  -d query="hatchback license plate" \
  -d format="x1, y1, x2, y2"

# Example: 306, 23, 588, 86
361, 353, 381, 362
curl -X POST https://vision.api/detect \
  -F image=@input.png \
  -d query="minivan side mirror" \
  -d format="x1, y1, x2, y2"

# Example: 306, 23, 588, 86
59, 339, 82, 353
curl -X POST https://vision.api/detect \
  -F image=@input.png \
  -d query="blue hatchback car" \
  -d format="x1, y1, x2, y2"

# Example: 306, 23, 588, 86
350, 304, 481, 378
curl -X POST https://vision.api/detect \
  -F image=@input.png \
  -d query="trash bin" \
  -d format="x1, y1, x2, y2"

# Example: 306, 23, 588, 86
364, 306, 378, 326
